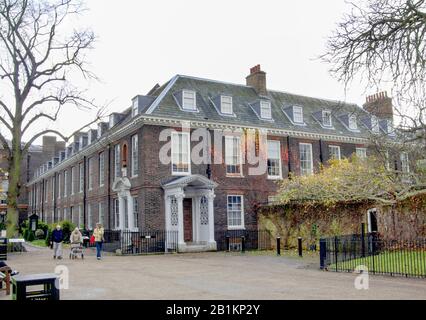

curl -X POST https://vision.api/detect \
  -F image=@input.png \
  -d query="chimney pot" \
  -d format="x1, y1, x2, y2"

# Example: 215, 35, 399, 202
246, 65, 267, 96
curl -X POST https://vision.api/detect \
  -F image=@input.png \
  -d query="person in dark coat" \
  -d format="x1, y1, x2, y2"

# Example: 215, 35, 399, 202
51, 225, 64, 259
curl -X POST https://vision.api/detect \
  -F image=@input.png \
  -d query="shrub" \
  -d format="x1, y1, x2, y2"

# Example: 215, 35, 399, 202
0, 222, 6, 231
23, 228, 29, 241
27, 230, 35, 242
35, 229, 45, 240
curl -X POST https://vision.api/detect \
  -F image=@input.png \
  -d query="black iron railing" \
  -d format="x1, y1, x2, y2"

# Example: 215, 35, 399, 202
215, 229, 272, 252
320, 233, 426, 278
120, 230, 178, 255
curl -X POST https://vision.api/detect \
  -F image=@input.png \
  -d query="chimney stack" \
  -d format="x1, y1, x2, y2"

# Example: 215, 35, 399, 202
363, 91, 394, 122
246, 64, 267, 96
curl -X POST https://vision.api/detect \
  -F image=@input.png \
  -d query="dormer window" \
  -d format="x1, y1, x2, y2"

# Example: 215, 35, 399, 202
260, 101, 272, 119
387, 120, 394, 135
322, 110, 332, 127
348, 115, 358, 130
371, 116, 380, 133
132, 98, 139, 117
220, 96, 233, 115
293, 106, 304, 124
182, 90, 196, 111
109, 114, 116, 128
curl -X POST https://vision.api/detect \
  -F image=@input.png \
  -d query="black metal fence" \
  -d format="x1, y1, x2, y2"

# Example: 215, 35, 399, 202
120, 230, 178, 255
215, 229, 272, 252
84, 230, 178, 255
320, 233, 426, 278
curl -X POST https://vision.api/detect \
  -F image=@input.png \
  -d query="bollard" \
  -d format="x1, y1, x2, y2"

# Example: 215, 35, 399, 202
241, 236, 245, 253
298, 237, 303, 257
319, 239, 326, 269
276, 237, 281, 256
226, 236, 230, 252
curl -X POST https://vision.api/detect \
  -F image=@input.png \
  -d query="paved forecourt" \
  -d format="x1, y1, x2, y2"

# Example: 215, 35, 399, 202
1, 246, 425, 300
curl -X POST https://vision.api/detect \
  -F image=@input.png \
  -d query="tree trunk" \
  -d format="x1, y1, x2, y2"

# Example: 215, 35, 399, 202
6, 137, 22, 238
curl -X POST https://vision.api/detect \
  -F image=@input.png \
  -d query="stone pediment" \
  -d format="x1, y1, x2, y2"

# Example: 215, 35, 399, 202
161, 174, 218, 190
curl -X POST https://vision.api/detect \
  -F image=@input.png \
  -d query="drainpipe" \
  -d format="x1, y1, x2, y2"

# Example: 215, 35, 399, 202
206, 128, 212, 179
286, 136, 292, 178
319, 139, 324, 164
41, 180, 45, 221
83, 156, 87, 230
53, 174, 57, 222
107, 144, 111, 230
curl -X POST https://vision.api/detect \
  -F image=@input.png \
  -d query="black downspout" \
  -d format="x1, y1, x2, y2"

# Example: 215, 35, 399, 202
206, 128, 212, 179
83, 156, 87, 230
41, 180, 45, 222
53, 174, 57, 222
319, 139, 324, 164
287, 136, 292, 178
107, 145, 111, 230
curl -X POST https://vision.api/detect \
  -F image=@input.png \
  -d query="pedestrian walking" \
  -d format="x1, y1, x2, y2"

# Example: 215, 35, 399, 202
93, 223, 104, 260
51, 225, 64, 260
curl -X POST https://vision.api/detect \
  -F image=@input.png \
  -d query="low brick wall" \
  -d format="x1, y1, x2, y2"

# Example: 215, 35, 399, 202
258, 195, 426, 249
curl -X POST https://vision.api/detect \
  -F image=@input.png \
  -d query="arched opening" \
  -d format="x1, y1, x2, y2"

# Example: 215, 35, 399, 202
122, 143, 128, 168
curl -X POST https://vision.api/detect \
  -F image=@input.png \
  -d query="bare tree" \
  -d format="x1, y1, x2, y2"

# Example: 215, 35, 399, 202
0, 0, 103, 236
322, 0, 426, 143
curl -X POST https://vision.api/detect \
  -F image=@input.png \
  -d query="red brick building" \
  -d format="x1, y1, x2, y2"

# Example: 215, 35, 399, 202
27, 66, 402, 252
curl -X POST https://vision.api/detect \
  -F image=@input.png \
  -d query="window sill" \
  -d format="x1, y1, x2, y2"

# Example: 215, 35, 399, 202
227, 226, 246, 231
267, 176, 283, 181
226, 174, 244, 178
172, 172, 191, 177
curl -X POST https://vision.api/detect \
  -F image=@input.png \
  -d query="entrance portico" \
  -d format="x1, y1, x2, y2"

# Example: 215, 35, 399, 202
162, 175, 218, 252
112, 176, 136, 231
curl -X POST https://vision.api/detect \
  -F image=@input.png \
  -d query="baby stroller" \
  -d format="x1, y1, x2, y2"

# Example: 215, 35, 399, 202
69, 241, 84, 260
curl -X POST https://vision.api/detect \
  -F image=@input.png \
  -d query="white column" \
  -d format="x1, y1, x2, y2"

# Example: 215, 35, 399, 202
193, 196, 200, 243
127, 193, 134, 231
165, 195, 171, 232
207, 191, 216, 243
176, 191, 185, 245
118, 194, 125, 230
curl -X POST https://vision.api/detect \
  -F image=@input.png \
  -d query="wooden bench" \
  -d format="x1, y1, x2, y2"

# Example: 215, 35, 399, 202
0, 268, 11, 295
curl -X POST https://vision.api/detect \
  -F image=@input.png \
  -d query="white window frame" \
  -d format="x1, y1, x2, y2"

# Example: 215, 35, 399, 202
132, 99, 139, 117
260, 101, 272, 119
371, 116, 380, 133
267, 140, 282, 179
88, 157, 93, 190
227, 195, 245, 230
328, 145, 341, 160
133, 196, 139, 231
79, 163, 84, 193
57, 173, 61, 199
171, 132, 191, 175
401, 152, 410, 173
131, 134, 139, 177
220, 95, 233, 115
71, 167, 75, 195
293, 106, 304, 124
114, 144, 121, 178
356, 148, 367, 159
98, 203, 104, 226
114, 198, 120, 230
225, 135, 243, 176
78, 205, 83, 228
348, 115, 358, 130
182, 90, 196, 111
63, 170, 68, 198
99, 152, 105, 187
87, 204, 93, 230
322, 110, 332, 127
299, 143, 314, 176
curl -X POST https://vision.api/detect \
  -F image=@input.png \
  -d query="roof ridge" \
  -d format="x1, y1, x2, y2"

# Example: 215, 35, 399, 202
177, 74, 362, 109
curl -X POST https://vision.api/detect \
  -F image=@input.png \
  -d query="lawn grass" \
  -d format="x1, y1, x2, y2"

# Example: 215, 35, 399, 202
29, 239, 48, 247
330, 250, 426, 277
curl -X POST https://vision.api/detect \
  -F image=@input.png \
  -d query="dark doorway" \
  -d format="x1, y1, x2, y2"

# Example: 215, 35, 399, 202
183, 198, 193, 242
369, 210, 378, 233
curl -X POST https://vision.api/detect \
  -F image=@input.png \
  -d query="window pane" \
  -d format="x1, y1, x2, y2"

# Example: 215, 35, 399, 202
260, 101, 271, 119
293, 106, 303, 123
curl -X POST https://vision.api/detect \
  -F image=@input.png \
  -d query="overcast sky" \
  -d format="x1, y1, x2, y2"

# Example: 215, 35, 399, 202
18, 0, 391, 144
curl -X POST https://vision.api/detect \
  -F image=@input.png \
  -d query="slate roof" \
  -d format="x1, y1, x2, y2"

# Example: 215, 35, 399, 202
144, 75, 373, 139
